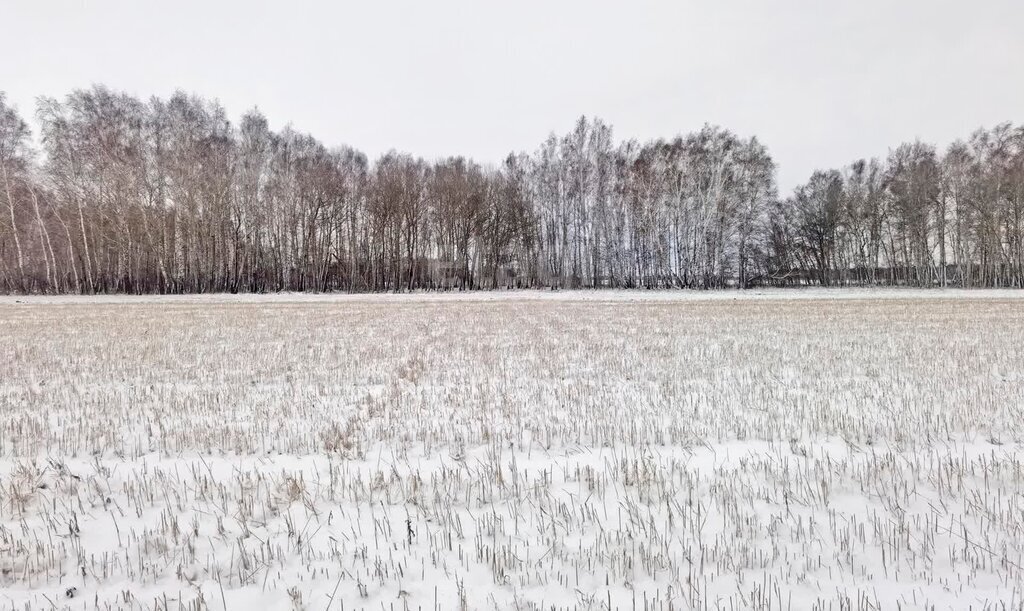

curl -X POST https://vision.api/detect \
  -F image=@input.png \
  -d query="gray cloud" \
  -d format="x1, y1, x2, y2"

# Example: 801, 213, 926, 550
2, 0, 1021, 190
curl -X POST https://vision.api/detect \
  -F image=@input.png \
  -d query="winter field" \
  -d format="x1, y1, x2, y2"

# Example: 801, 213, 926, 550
1, 291, 1024, 611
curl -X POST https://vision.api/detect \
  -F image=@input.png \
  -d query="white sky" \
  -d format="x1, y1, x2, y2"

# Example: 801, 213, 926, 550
2, 0, 1022, 191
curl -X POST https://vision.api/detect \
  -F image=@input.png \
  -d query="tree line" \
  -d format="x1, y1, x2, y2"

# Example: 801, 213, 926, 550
1, 86, 1022, 293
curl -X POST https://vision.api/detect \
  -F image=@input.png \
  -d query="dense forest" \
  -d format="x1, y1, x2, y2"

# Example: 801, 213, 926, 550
1, 87, 1022, 293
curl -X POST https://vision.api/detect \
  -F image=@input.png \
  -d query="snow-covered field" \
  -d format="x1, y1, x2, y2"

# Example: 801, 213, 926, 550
1, 292, 1023, 610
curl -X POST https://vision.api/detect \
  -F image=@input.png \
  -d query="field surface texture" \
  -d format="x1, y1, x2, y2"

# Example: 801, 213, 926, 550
1, 291, 1023, 610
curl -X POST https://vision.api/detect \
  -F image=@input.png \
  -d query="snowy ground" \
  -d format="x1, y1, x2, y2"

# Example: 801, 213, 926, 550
3, 287, 1024, 305
1, 292, 1023, 610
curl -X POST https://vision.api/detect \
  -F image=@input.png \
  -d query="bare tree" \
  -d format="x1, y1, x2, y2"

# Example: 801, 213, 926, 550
2, 85, 1022, 294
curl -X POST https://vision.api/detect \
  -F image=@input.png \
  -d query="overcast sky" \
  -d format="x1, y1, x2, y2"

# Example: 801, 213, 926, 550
2, 0, 1022, 191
